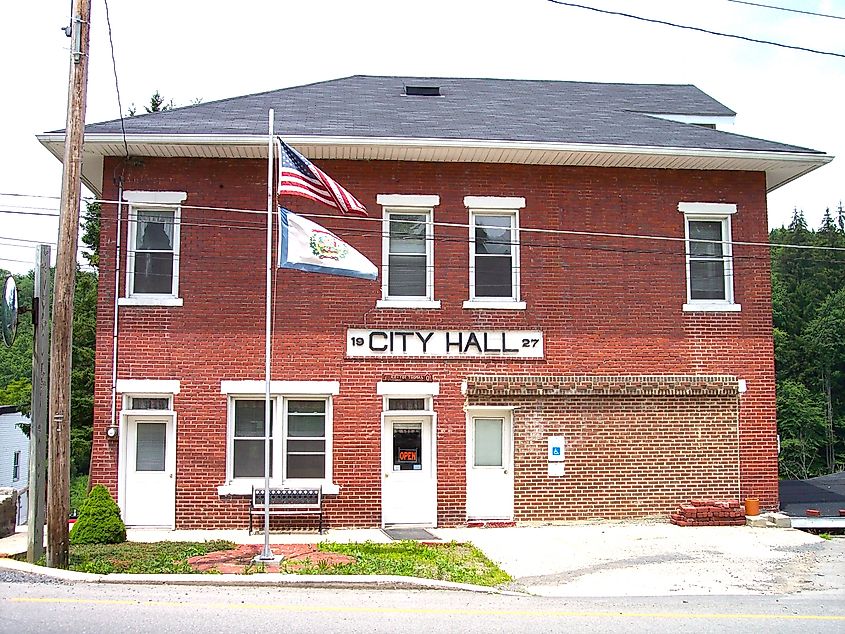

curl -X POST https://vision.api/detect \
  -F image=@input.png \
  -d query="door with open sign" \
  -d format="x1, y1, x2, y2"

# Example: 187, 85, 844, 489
382, 417, 436, 526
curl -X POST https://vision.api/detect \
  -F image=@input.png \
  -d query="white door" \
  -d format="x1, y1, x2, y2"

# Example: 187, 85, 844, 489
382, 416, 437, 526
466, 414, 513, 520
123, 416, 175, 527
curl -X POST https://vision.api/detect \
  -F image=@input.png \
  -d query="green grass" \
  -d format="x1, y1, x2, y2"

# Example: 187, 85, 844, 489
69, 475, 89, 516
61, 539, 510, 586
67, 540, 236, 574
285, 541, 511, 587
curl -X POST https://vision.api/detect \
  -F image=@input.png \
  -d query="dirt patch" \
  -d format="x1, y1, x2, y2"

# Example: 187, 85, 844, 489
187, 544, 355, 574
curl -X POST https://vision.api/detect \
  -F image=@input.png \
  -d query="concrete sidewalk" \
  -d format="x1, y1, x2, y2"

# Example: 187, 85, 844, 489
2, 521, 843, 596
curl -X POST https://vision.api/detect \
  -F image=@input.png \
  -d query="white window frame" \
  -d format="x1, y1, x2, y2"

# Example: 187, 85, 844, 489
12, 450, 21, 482
218, 381, 339, 495
119, 191, 187, 307
377, 194, 440, 309
464, 196, 526, 309
679, 202, 741, 312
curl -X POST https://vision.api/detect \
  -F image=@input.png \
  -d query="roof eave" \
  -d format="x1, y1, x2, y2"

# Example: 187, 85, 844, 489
37, 133, 833, 197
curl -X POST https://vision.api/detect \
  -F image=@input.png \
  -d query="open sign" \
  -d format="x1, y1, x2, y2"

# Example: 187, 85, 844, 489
398, 449, 418, 463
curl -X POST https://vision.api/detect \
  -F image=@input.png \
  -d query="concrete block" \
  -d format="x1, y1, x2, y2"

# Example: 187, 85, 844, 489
767, 513, 792, 528
746, 515, 769, 528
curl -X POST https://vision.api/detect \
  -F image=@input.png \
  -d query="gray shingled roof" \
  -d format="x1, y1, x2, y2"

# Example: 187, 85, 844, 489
77, 75, 818, 154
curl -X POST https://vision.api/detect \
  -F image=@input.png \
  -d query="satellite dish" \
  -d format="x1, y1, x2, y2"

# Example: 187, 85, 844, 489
1, 275, 18, 347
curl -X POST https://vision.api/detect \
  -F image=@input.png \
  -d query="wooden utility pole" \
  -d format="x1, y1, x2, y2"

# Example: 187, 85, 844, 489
47, 0, 92, 569
27, 245, 51, 564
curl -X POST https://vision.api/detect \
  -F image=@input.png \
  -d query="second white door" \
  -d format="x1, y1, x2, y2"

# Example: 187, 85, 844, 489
466, 413, 513, 520
382, 416, 436, 526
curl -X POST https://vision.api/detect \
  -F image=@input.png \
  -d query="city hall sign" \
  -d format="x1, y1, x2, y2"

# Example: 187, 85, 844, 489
346, 329, 544, 358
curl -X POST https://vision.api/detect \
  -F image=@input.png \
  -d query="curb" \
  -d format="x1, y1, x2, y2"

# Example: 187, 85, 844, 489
0, 557, 520, 595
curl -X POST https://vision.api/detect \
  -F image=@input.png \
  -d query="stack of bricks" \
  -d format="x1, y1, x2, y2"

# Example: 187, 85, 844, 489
670, 499, 746, 526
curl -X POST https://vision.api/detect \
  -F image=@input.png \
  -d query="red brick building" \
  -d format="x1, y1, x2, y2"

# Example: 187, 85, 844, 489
40, 76, 831, 529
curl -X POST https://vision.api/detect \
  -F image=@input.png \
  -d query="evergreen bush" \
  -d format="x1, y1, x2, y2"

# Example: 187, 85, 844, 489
69, 484, 127, 545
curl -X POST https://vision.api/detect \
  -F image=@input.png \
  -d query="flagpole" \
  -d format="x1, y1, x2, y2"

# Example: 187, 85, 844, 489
257, 109, 275, 562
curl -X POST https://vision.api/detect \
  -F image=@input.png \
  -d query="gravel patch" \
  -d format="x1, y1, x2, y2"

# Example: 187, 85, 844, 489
0, 569, 71, 584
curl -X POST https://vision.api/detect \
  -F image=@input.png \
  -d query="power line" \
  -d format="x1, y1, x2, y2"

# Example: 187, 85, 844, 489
2, 199, 845, 254
726, 0, 845, 21
545, 0, 845, 58
101, 0, 129, 159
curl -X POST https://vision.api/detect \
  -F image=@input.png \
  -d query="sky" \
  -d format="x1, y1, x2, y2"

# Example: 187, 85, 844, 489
1, 0, 843, 274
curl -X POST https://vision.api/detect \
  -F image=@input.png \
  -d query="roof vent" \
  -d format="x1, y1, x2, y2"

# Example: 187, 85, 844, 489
404, 85, 441, 97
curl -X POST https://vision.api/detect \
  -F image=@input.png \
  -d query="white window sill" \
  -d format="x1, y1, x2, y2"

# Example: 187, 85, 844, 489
119, 296, 183, 307
463, 300, 526, 310
376, 299, 441, 309
217, 481, 339, 496
683, 302, 741, 312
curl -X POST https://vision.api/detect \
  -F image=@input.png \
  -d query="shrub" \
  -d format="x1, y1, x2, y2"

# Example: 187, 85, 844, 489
69, 485, 126, 545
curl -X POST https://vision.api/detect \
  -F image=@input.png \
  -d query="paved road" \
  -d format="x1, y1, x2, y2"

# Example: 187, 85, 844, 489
2, 581, 844, 634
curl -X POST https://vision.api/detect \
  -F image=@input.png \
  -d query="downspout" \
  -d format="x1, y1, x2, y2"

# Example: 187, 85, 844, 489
109, 179, 124, 434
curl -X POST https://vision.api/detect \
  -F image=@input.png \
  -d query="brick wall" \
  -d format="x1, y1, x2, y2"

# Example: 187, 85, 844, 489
89, 156, 777, 528
467, 375, 741, 520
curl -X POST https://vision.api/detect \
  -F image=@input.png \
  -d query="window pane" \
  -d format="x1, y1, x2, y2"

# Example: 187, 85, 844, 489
234, 400, 272, 437
134, 211, 175, 294
135, 211, 174, 250
389, 214, 426, 254
393, 423, 422, 471
133, 252, 174, 294
287, 454, 325, 478
130, 397, 169, 410
474, 418, 503, 467
388, 254, 426, 296
288, 416, 325, 437
387, 398, 426, 411
475, 216, 512, 255
287, 439, 325, 453
475, 255, 513, 297
690, 260, 726, 299
135, 423, 166, 471
233, 439, 272, 478
288, 400, 325, 415
689, 221, 723, 257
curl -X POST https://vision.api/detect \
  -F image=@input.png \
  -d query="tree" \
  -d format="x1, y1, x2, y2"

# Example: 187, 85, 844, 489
127, 91, 175, 117
772, 209, 845, 478
776, 379, 827, 479
80, 201, 100, 270
0, 265, 96, 476
804, 289, 845, 472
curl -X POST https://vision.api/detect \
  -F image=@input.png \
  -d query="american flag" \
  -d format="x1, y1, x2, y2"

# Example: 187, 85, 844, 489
276, 139, 367, 216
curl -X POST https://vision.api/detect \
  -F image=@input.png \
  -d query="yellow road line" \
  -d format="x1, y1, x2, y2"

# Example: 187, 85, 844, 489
7, 597, 845, 621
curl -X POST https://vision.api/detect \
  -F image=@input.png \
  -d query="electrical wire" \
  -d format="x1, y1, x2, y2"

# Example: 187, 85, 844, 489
101, 0, 129, 159
726, 0, 845, 21
2, 201, 845, 257
545, 0, 845, 58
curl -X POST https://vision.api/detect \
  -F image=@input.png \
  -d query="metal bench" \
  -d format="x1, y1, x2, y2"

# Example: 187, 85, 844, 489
248, 486, 323, 534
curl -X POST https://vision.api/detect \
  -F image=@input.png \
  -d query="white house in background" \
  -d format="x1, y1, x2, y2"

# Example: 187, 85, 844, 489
0, 406, 30, 525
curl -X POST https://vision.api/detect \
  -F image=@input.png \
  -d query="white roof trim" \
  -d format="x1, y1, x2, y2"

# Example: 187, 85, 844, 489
643, 113, 736, 127
37, 133, 833, 197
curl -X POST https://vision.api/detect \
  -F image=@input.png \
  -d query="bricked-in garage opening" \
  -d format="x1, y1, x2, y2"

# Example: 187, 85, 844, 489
467, 375, 741, 520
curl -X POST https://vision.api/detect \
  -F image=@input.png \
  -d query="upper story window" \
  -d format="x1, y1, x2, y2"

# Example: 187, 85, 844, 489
376, 194, 440, 309
679, 202, 741, 312
120, 191, 187, 307
12, 450, 21, 482
464, 196, 526, 310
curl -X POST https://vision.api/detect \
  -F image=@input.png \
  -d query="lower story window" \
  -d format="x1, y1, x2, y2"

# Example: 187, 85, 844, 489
229, 396, 330, 483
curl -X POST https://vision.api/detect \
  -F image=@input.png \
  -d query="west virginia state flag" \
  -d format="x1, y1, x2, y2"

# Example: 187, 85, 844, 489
277, 207, 377, 280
